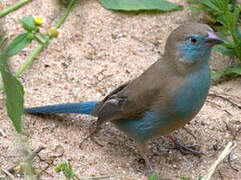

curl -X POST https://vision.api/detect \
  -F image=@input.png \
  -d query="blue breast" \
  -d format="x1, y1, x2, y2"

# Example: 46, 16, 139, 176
113, 65, 210, 143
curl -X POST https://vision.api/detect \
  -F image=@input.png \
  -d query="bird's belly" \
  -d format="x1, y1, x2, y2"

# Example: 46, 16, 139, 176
113, 67, 210, 143
113, 108, 198, 144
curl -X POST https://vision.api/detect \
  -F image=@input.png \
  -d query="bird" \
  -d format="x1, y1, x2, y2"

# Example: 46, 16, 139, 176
24, 23, 223, 173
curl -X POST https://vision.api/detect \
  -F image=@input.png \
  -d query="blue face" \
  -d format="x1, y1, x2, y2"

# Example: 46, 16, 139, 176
179, 34, 212, 64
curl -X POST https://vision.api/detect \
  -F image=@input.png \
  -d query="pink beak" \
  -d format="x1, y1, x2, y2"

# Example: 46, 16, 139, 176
206, 31, 224, 46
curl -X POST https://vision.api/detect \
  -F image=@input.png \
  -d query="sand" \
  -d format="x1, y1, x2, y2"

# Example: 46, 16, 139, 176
0, 0, 240, 179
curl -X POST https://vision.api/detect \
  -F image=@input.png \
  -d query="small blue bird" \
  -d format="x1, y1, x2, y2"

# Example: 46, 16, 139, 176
24, 23, 223, 173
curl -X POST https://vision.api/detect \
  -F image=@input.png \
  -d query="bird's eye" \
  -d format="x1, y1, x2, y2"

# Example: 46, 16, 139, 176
189, 37, 197, 44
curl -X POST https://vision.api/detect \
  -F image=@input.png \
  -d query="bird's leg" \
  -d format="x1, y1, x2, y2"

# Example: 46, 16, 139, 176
137, 144, 169, 180
169, 136, 203, 156
137, 143, 154, 172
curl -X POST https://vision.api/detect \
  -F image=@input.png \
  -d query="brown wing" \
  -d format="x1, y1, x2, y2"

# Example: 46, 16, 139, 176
92, 59, 183, 125
91, 82, 129, 118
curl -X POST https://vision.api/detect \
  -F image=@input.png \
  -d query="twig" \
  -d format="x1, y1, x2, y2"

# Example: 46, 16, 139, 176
36, 154, 54, 177
227, 153, 239, 172
208, 93, 241, 109
8, 146, 46, 173
0, 128, 6, 137
25, 146, 46, 162
206, 99, 222, 108
202, 142, 237, 180
183, 127, 196, 140
224, 121, 237, 141
217, 170, 224, 180
78, 174, 125, 180
1, 168, 15, 180
79, 122, 103, 148
49, 145, 64, 158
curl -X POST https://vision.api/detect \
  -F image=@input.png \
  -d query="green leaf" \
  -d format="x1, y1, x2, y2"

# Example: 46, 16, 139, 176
22, 16, 38, 32
213, 45, 236, 57
0, 57, 24, 133
147, 171, 158, 180
188, 0, 199, 4
6, 33, 31, 57
189, 7, 201, 18
225, 6, 240, 43
217, 15, 228, 27
181, 177, 191, 180
211, 66, 241, 79
55, 161, 75, 180
197, 0, 221, 13
99, 0, 183, 11
216, 0, 228, 13
189, 6, 204, 12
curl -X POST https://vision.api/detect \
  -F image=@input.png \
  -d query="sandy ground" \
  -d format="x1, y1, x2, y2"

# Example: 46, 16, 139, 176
0, 0, 240, 179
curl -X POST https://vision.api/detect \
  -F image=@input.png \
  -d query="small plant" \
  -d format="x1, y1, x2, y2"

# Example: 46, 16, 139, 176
147, 172, 159, 180
0, 1, 76, 179
1, 15, 59, 90
189, 0, 241, 79
181, 177, 191, 180
55, 161, 75, 180
0, 15, 57, 132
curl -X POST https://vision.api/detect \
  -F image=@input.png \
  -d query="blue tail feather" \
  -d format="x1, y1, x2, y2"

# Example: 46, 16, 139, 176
24, 101, 99, 115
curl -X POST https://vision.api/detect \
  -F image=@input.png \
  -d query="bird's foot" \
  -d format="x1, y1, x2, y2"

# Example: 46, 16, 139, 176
171, 137, 203, 156
90, 135, 104, 147
137, 144, 170, 180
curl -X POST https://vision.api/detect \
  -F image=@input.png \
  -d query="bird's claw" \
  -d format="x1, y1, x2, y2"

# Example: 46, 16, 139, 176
172, 138, 203, 156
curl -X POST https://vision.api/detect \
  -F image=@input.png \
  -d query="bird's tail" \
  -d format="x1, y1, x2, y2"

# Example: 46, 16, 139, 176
24, 101, 99, 115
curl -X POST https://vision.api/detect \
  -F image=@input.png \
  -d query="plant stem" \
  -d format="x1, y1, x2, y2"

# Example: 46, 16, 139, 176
34, 35, 44, 45
54, 0, 76, 29
15, 40, 48, 77
0, 0, 76, 91
0, 39, 48, 91
0, 0, 32, 18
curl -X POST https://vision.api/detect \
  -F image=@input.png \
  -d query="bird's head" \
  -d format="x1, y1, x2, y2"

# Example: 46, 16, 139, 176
164, 23, 224, 74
